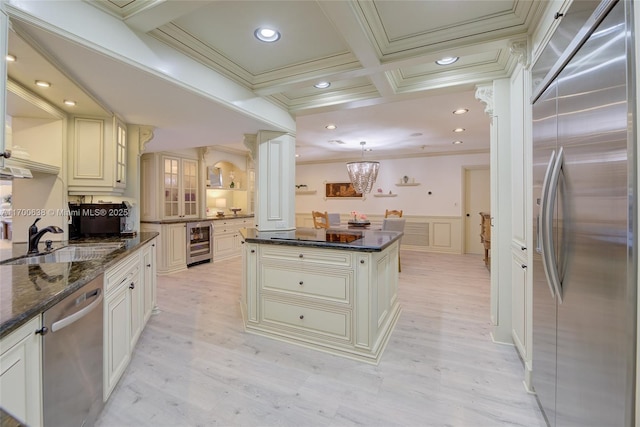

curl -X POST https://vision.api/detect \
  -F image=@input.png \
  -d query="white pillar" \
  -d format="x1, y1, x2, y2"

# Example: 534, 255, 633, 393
476, 79, 513, 344
244, 131, 296, 231
0, 3, 8, 163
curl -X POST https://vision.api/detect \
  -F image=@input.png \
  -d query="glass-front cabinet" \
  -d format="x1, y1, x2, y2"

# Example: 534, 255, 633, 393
162, 155, 198, 219
140, 151, 200, 222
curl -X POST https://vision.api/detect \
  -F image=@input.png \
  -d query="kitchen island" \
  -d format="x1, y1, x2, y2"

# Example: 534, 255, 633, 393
241, 227, 402, 364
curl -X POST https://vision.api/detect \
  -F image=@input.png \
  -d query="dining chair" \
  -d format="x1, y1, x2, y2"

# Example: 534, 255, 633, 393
312, 211, 330, 229
385, 209, 403, 218
382, 218, 406, 272
328, 213, 341, 227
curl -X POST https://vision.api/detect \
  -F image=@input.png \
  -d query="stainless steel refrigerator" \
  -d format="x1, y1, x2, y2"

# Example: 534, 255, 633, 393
531, 0, 636, 426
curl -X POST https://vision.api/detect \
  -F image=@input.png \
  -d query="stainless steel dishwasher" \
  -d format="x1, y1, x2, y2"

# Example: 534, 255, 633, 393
41, 275, 104, 427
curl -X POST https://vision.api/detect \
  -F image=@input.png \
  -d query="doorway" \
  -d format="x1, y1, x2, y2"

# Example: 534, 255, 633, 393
463, 167, 490, 254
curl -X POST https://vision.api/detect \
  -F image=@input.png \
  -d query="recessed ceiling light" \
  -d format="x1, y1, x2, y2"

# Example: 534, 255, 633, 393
314, 81, 331, 89
35, 80, 51, 88
295, 154, 300, 158
328, 139, 345, 145
325, 124, 336, 130
453, 140, 463, 145
453, 108, 469, 115
436, 56, 459, 66
5, 54, 16, 62
453, 128, 465, 133
64, 100, 77, 106
254, 27, 281, 43
364, 148, 373, 152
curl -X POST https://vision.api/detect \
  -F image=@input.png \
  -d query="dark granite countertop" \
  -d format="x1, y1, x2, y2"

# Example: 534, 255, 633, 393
0, 232, 159, 338
141, 214, 254, 224
241, 227, 402, 252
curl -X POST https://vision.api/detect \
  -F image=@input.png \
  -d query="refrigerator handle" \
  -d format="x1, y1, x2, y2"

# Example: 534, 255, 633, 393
539, 150, 558, 299
544, 146, 564, 303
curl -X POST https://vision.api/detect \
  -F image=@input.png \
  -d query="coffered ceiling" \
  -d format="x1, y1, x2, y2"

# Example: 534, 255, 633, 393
5, 0, 548, 162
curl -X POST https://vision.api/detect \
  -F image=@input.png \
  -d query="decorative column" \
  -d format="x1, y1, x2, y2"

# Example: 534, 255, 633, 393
0, 4, 8, 163
244, 131, 296, 231
475, 80, 513, 344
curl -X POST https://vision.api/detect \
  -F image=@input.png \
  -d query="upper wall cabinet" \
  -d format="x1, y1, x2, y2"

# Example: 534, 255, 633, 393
68, 115, 127, 196
140, 151, 199, 221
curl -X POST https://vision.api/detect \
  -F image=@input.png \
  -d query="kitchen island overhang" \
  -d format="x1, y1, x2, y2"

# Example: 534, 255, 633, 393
240, 227, 402, 364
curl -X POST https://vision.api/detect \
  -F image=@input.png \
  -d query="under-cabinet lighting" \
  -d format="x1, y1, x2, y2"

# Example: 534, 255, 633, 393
325, 124, 336, 130
314, 81, 331, 89
453, 128, 465, 133
5, 54, 16, 62
35, 80, 51, 88
453, 108, 469, 115
452, 140, 463, 145
64, 100, 77, 106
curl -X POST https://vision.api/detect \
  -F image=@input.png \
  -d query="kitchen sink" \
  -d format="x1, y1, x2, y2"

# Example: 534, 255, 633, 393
1, 242, 126, 265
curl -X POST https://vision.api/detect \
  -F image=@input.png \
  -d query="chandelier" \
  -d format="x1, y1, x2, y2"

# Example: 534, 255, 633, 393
346, 141, 380, 194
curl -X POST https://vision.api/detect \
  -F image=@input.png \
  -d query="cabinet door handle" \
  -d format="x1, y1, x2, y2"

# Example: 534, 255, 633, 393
299, 315, 304, 320
299, 281, 303, 285
299, 254, 304, 258
147, 264, 151, 267
35, 326, 49, 336
521, 246, 526, 251
129, 282, 135, 289
521, 264, 527, 269
250, 249, 255, 253
360, 259, 365, 264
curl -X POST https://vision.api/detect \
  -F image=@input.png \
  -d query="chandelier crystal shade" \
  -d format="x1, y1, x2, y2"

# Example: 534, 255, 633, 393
346, 141, 380, 194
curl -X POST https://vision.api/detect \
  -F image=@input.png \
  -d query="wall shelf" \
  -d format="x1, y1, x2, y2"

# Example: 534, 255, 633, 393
395, 183, 420, 187
295, 190, 317, 195
373, 193, 397, 197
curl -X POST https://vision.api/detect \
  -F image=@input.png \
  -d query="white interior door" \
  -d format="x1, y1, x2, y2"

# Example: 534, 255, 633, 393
464, 167, 490, 254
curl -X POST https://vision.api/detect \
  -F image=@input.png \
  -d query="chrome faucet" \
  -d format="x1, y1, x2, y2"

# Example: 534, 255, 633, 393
28, 218, 63, 255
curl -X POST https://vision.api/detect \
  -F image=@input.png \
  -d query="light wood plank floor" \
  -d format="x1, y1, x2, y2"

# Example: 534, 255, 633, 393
96, 251, 546, 427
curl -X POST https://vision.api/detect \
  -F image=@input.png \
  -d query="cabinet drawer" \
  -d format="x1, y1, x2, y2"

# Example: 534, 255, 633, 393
262, 265, 351, 303
261, 298, 351, 342
105, 253, 140, 295
214, 218, 251, 234
260, 246, 352, 267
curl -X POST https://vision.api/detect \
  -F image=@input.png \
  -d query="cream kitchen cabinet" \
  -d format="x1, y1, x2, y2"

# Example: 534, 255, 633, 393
242, 241, 401, 363
140, 222, 187, 275
68, 116, 127, 195
142, 239, 157, 322
140, 152, 199, 221
103, 238, 157, 400
0, 315, 42, 427
213, 217, 252, 261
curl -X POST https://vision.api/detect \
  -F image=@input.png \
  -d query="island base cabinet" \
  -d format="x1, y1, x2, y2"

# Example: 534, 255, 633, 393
0, 316, 42, 427
242, 242, 401, 364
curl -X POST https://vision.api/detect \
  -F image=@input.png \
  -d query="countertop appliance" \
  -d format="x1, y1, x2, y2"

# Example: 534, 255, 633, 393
531, 1, 635, 425
187, 220, 213, 266
41, 275, 104, 426
68, 202, 130, 239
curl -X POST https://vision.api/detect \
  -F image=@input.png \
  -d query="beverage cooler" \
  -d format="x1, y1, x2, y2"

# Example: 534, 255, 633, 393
186, 221, 213, 266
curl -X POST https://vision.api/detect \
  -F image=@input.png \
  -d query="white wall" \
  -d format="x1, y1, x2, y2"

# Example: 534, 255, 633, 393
295, 152, 489, 216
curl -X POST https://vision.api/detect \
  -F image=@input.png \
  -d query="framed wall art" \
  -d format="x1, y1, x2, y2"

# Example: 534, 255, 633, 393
324, 182, 364, 199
